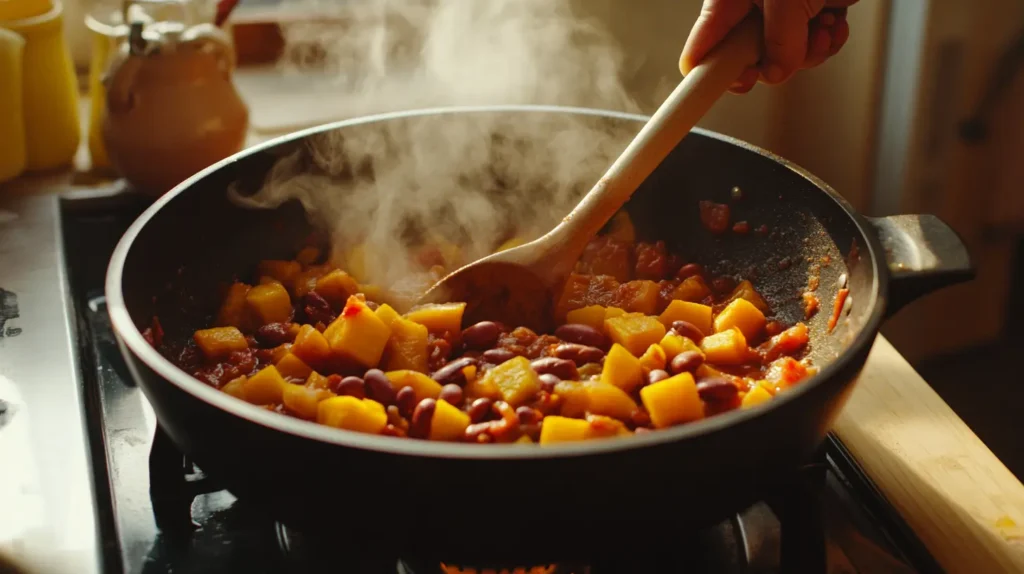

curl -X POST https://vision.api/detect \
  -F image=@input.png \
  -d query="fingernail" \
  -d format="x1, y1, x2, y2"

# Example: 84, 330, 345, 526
765, 65, 785, 83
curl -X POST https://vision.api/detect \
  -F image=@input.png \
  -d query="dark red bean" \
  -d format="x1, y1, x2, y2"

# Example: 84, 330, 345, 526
332, 376, 366, 399
395, 386, 417, 418
516, 406, 541, 425
529, 357, 579, 381
711, 276, 736, 293
409, 398, 436, 439
671, 320, 705, 343
462, 321, 501, 350
538, 373, 560, 393
255, 322, 292, 347
647, 369, 670, 385
431, 357, 479, 387
697, 377, 740, 402
554, 323, 609, 350
670, 350, 704, 374
481, 348, 516, 365
439, 384, 464, 407
630, 409, 652, 429
303, 291, 335, 325
464, 422, 495, 443
468, 398, 494, 423
553, 343, 605, 366
363, 368, 396, 405
676, 263, 704, 280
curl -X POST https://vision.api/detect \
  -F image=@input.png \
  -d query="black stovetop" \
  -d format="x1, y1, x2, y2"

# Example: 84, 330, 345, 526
59, 193, 942, 574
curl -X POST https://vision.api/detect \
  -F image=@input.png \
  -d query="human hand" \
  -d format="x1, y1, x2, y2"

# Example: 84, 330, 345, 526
680, 0, 859, 93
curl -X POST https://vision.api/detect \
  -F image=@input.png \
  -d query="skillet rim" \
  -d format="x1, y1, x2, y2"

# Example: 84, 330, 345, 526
104, 104, 887, 460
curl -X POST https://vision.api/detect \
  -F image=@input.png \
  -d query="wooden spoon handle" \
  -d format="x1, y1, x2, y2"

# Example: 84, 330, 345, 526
547, 15, 763, 256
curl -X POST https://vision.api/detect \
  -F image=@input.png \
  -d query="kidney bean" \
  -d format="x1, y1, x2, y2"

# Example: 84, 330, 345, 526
482, 348, 516, 365
431, 357, 479, 387
439, 384, 464, 407
409, 398, 436, 439
553, 343, 605, 366
516, 406, 541, 426
363, 369, 396, 405
461, 321, 501, 350
711, 276, 736, 294
670, 351, 705, 374
529, 357, 579, 381
303, 291, 335, 325
538, 373, 560, 393
697, 377, 739, 402
676, 263, 704, 280
395, 386, 417, 418
468, 398, 494, 423
464, 422, 495, 443
255, 323, 293, 347
554, 324, 609, 350
332, 376, 366, 399
671, 320, 705, 343
647, 369, 670, 385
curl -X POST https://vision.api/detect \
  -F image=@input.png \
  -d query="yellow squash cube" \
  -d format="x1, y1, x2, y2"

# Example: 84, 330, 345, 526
344, 244, 368, 281
315, 269, 360, 308
553, 381, 589, 418
539, 416, 592, 444
257, 260, 302, 289
638, 344, 667, 372
600, 344, 645, 394
585, 381, 638, 421
604, 313, 666, 357
670, 276, 711, 302
640, 372, 703, 428
714, 298, 766, 340
386, 370, 443, 402
216, 282, 251, 329
384, 317, 429, 373
617, 280, 660, 315
565, 305, 607, 330
585, 414, 632, 439
659, 300, 713, 336
317, 396, 388, 434
295, 247, 321, 266
404, 302, 466, 335
374, 303, 402, 327
326, 296, 392, 367
194, 326, 248, 360
222, 376, 247, 400
741, 385, 773, 409
305, 371, 331, 390
243, 366, 289, 405
604, 307, 627, 321
291, 325, 331, 367
245, 282, 293, 325
292, 267, 326, 299
727, 280, 769, 313
429, 399, 471, 441
283, 384, 334, 420
700, 328, 750, 365
464, 375, 501, 401
659, 332, 703, 360
481, 356, 542, 407
276, 353, 313, 381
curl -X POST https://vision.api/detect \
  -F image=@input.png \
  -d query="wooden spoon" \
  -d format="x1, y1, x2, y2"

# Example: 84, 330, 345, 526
415, 16, 764, 332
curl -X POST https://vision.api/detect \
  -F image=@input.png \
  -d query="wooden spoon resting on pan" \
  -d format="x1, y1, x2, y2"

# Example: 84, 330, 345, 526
415, 17, 763, 332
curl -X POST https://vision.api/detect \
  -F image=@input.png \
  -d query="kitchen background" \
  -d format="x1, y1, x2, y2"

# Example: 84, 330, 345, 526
13, 0, 1024, 474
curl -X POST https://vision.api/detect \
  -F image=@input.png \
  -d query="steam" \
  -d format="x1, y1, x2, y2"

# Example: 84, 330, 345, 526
230, 0, 643, 305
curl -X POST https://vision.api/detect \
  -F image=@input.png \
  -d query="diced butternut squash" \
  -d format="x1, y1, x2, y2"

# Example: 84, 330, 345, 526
429, 399, 471, 441
385, 370, 443, 402
700, 328, 750, 365
496, 236, 526, 253
276, 353, 313, 381
659, 300, 713, 336
283, 384, 334, 419
616, 280, 660, 315
604, 307, 626, 320
245, 282, 292, 325
714, 298, 766, 340
292, 267, 325, 298
565, 305, 607, 330
727, 280, 769, 313
585, 381, 638, 421
222, 375, 247, 400
515, 434, 534, 444
659, 332, 703, 360
600, 343, 644, 394
384, 317, 429, 373
480, 356, 541, 407
270, 343, 292, 364
257, 260, 302, 289
640, 372, 703, 428
405, 302, 466, 335
604, 313, 666, 357
605, 211, 636, 243
243, 366, 289, 405
374, 303, 402, 327
216, 282, 252, 329
741, 385, 773, 409
291, 325, 331, 367
326, 296, 392, 367
317, 396, 388, 434
464, 375, 502, 401
577, 363, 603, 380
194, 326, 248, 360
295, 246, 321, 266
344, 244, 368, 281
555, 273, 620, 320
554, 381, 590, 418
315, 269, 360, 308
670, 276, 711, 302
361, 284, 386, 303
305, 371, 331, 390
539, 415, 592, 444
585, 414, 632, 439
638, 344, 667, 372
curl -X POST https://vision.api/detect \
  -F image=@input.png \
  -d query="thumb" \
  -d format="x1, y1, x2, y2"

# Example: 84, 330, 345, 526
761, 0, 824, 83
680, 0, 755, 76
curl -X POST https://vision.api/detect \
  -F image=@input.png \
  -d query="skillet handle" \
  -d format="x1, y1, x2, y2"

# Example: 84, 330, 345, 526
867, 215, 975, 318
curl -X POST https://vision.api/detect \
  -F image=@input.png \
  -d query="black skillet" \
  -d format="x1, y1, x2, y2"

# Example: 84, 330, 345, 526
106, 105, 973, 562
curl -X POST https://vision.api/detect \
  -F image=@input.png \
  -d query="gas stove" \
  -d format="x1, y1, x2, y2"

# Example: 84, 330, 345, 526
0, 189, 943, 574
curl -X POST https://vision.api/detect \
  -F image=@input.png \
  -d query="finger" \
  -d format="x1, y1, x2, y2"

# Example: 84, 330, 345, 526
761, 0, 824, 83
680, 0, 753, 75
829, 17, 850, 56
824, 0, 859, 7
730, 67, 761, 91
731, 79, 758, 94
803, 23, 833, 68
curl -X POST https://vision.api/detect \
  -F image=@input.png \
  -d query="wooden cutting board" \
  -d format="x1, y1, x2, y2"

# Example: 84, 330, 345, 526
835, 336, 1024, 573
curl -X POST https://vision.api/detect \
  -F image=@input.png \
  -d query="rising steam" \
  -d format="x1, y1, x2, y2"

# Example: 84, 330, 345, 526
229, 0, 644, 303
